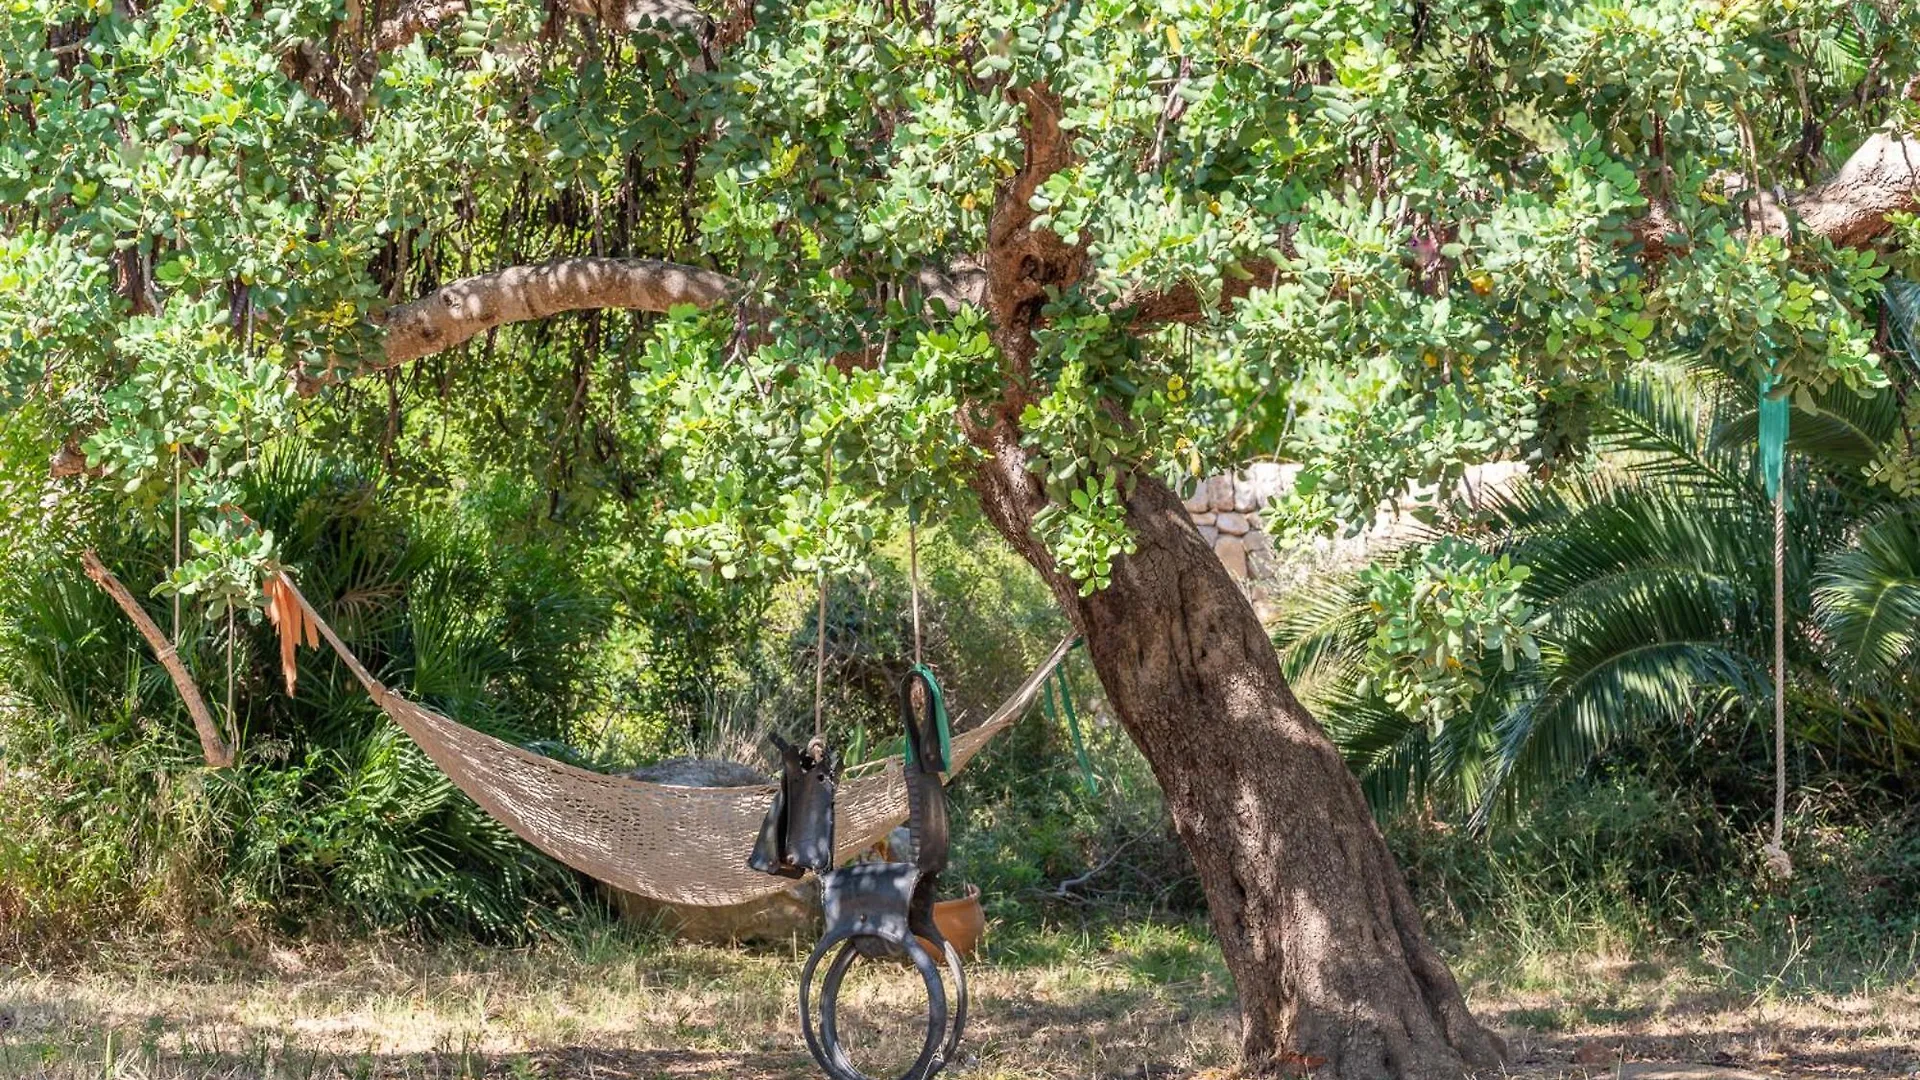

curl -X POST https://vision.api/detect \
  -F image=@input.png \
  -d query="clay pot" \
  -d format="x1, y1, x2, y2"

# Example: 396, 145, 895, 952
925, 884, 985, 957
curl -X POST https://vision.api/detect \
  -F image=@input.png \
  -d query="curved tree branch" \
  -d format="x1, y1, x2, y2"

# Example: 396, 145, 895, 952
1786, 129, 1920, 246
375, 256, 740, 366
82, 550, 234, 768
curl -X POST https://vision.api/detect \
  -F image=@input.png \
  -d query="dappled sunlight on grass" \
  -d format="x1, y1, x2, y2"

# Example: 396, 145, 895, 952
0, 923, 1238, 1079
3, 923, 1916, 1078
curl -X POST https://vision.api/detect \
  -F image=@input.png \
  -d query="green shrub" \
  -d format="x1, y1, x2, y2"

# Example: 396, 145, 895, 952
1387, 744, 1920, 990
0, 453, 605, 952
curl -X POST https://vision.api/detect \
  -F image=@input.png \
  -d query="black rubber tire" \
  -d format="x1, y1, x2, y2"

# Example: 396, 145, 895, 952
800, 931, 945, 1080
819, 935, 967, 1079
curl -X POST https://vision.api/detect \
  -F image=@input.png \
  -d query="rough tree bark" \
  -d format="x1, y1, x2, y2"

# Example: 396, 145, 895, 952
379, 256, 738, 365
968, 448, 1506, 1078
937, 83, 1511, 1076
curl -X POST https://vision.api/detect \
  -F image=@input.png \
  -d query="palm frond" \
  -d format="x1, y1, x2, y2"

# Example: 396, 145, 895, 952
1594, 373, 1748, 497
1886, 276, 1920, 380
1813, 502, 1920, 684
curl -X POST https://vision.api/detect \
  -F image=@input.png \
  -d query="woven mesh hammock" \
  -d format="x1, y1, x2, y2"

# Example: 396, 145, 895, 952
281, 576, 1075, 908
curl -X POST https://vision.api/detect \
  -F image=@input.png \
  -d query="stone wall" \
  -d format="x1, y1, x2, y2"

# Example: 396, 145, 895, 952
1181, 461, 1530, 621
1179, 463, 1296, 582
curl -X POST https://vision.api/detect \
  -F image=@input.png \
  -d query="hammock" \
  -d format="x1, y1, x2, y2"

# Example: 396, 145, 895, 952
280, 577, 1075, 908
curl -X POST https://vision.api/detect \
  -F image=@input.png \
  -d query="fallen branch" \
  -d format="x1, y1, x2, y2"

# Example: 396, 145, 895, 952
1044, 835, 1140, 901
81, 550, 234, 768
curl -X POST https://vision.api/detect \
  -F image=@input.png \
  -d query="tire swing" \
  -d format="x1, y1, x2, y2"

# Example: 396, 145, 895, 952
748, 496, 967, 1080
751, 667, 967, 1080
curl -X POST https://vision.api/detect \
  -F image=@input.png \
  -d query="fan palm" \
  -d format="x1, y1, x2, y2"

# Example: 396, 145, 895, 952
1281, 359, 1920, 822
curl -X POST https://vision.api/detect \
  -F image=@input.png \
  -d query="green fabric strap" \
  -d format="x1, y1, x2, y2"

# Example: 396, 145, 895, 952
1037, 638, 1097, 796
1758, 372, 1790, 507
902, 664, 952, 772
1056, 669, 1098, 796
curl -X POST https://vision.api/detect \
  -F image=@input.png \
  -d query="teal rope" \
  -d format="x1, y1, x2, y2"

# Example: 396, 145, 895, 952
902, 663, 953, 772
1036, 639, 1097, 796
1759, 371, 1790, 507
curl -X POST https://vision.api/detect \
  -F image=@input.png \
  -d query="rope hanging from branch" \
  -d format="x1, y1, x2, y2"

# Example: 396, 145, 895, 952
813, 448, 834, 746
909, 504, 923, 668
1758, 373, 1793, 880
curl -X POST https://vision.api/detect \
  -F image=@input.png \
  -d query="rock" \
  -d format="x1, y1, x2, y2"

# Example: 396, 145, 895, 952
1206, 475, 1235, 512
1216, 512, 1250, 536
1233, 477, 1258, 512
611, 757, 820, 943
1216, 535, 1249, 578
1243, 461, 1288, 500
1198, 525, 1219, 545
1246, 542, 1276, 581
1191, 511, 1216, 525
1180, 482, 1210, 513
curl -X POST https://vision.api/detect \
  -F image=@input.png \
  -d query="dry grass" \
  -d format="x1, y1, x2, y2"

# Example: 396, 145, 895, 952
1477, 954, 1920, 1080
2, 923, 1916, 1080
0, 922, 1235, 1080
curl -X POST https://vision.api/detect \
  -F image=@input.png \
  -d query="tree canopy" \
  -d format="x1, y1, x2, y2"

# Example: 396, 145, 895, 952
9, 0, 1917, 598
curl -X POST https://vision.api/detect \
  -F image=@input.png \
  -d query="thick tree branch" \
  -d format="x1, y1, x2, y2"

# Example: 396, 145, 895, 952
82, 550, 234, 768
1785, 129, 1920, 246
375, 0, 469, 52
1124, 258, 1279, 325
374, 256, 739, 367
355, 256, 986, 381
983, 83, 1085, 371
50, 442, 99, 479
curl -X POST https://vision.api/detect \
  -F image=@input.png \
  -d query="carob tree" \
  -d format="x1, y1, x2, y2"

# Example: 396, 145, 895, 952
7, 1, 1920, 1075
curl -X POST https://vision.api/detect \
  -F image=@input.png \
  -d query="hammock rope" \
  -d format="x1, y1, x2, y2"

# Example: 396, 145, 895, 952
277, 573, 1074, 908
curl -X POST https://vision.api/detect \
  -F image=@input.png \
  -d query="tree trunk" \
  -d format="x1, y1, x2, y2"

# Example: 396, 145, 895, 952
971, 458, 1505, 1079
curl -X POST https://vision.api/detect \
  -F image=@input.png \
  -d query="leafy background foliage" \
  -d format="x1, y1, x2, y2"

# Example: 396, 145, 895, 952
1, 0, 1918, 991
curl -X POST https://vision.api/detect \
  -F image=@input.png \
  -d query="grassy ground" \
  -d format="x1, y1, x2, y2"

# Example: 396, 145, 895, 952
1, 921, 1916, 1080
